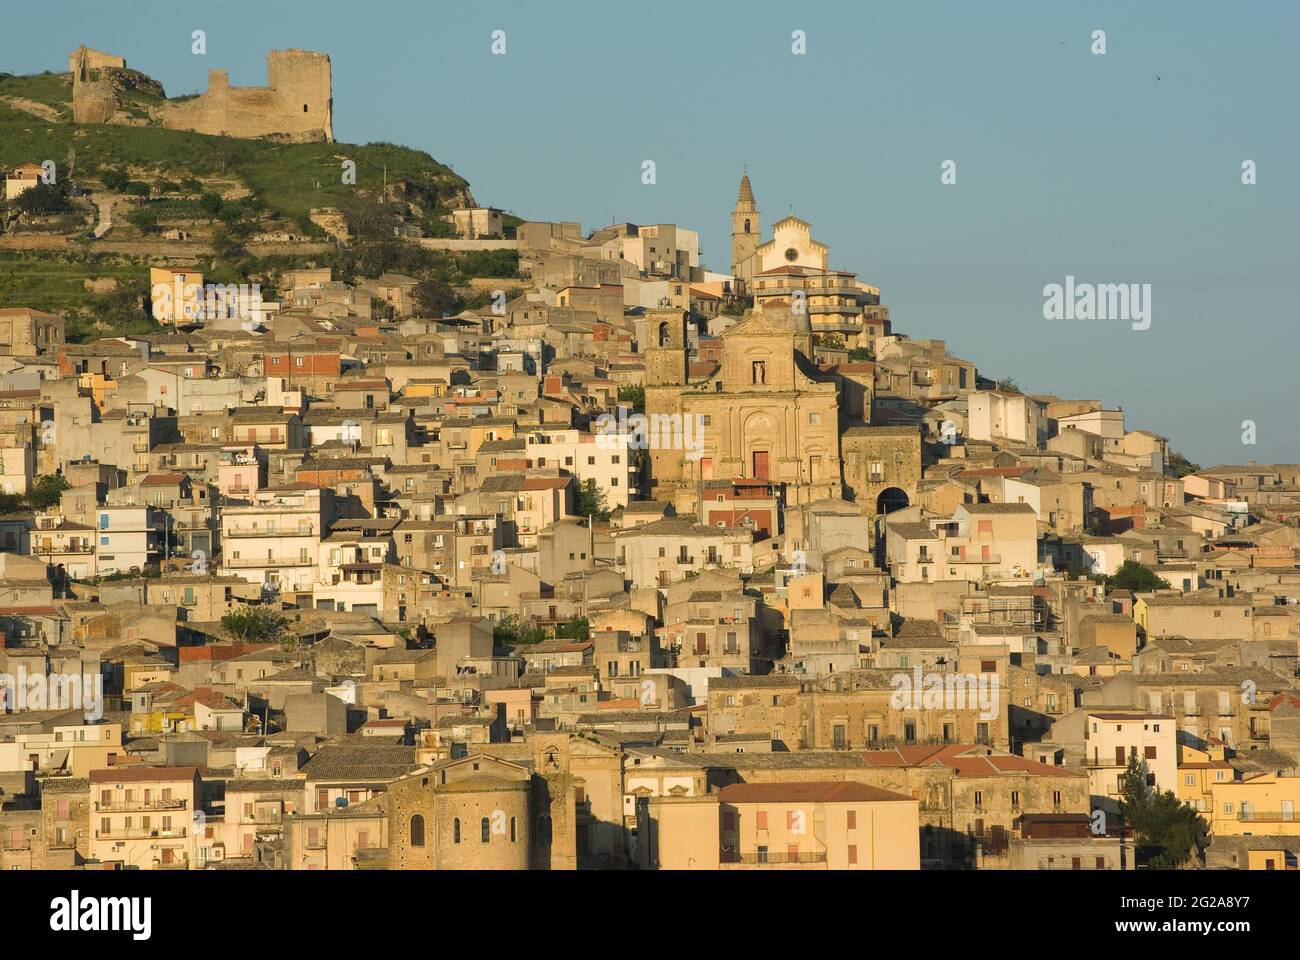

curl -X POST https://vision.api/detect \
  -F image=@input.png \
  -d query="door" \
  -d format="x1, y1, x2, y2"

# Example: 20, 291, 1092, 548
752, 450, 769, 480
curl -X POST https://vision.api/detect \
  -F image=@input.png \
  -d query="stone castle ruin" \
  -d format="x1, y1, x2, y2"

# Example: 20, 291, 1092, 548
70, 45, 333, 143
68, 46, 162, 125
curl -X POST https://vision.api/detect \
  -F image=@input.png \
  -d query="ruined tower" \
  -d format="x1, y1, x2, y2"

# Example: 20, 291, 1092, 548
158, 49, 333, 143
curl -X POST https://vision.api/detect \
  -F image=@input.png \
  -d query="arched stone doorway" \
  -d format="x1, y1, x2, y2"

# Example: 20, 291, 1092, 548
876, 487, 910, 515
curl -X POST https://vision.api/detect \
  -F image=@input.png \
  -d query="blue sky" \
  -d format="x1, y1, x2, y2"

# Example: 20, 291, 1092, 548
4, 0, 1297, 467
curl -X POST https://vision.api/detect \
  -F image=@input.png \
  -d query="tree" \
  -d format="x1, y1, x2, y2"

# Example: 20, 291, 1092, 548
555, 616, 590, 641
995, 377, 1022, 394
14, 182, 71, 215
221, 606, 291, 646
1118, 752, 1153, 819
1118, 753, 1207, 868
26, 474, 69, 511
575, 478, 610, 522
617, 384, 645, 414
127, 206, 160, 235
1141, 791, 1208, 869
197, 192, 225, 220
1166, 450, 1201, 479
414, 277, 463, 317
1105, 560, 1170, 593
493, 614, 547, 647
847, 347, 873, 362
101, 167, 131, 192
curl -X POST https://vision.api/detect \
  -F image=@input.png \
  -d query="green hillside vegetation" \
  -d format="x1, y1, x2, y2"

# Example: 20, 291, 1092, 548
0, 71, 73, 113
0, 68, 472, 226
0, 69, 522, 339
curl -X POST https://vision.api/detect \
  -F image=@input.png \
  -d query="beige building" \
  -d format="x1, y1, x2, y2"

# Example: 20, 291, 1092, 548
644, 306, 840, 507
0, 307, 63, 356
886, 502, 1039, 584
220, 483, 332, 598
647, 781, 920, 870
88, 766, 200, 870
1083, 711, 1177, 807
967, 391, 1046, 448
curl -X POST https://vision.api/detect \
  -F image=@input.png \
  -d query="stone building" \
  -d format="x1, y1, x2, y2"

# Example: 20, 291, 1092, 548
643, 306, 840, 507
385, 754, 532, 869
841, 425, 922, 516
69, 45, 333, 143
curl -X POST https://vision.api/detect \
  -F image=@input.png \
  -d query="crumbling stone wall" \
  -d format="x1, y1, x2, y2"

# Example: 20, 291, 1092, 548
68, 46, 333, 143
69, 45, 125, 124
158, 49, 333, 143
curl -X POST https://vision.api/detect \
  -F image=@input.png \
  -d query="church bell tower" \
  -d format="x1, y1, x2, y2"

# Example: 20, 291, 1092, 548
731, 171, 760, 286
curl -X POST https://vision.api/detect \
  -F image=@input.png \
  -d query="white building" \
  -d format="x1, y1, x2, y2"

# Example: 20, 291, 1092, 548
219, 484, 332, 597
1084, 710, 1177, 804
967, 391, 1046, 448
526, 427, 636, 509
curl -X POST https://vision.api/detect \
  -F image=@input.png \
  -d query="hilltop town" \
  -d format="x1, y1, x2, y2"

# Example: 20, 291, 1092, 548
0, 46, 1298, 875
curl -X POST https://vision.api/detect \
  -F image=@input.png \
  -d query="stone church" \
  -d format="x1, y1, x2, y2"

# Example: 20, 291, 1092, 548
730, 173, 890, 348
644, 305, 842, 509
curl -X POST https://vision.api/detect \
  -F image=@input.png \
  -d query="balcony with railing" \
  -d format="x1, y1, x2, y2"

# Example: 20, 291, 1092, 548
223, 524, 318, 538
95, 798, 188, 812
720, 850, 828, 866
94, 827, 189, 840
223, 555, 315, 568
1038, 856, 1115, 870
1238, 810, 1296, 823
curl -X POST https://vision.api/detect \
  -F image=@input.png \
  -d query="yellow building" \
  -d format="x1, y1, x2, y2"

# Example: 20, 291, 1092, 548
150, 266, 205, 325
1209, 774, 1300, 836
89, 766, 200, 870
647, 780, 920, 870
1176, 743, 1234, 815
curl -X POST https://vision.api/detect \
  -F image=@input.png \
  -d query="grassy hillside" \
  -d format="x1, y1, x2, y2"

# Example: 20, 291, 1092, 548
0, 73, 473, 226
0, 68, 526, 338
0, 253, 136, 312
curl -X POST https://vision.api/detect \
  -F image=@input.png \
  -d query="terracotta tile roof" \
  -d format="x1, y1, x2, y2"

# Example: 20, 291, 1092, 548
717, 781, 913, 804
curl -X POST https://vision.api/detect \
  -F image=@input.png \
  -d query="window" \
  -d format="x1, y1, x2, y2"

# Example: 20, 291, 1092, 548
847, 844, 858, 865
481, 817, 491, 842
410, 815, 425, 847
846, 810, 856, 830
756, 811, 768, 830
510, 817, 518, 842
453, 818, 461, 843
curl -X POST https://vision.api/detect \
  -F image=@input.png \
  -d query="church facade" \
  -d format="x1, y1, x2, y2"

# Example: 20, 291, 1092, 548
644, 305, 841, 509
730, 174, 890, 348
